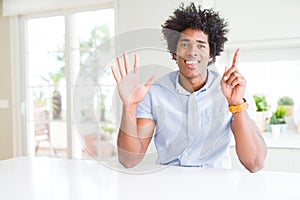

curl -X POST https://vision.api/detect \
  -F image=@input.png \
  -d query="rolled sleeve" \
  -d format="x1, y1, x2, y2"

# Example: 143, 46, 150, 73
136, 93, 154, 120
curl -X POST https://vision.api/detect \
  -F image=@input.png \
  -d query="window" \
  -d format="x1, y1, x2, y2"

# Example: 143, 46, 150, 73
215, 46, 300, 133
216, 50, 300, 113
24, 8, 115, 159
239, 60, 300, 111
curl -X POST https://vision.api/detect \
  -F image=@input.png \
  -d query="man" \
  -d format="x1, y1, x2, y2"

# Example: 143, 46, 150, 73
111, 3, 267, 172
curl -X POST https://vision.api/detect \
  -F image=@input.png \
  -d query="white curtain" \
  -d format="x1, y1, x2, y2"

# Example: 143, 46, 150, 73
2, 0, 113, 16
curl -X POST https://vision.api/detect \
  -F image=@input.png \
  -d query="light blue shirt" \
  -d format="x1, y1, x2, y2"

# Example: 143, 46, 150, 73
137, 69, 255, 169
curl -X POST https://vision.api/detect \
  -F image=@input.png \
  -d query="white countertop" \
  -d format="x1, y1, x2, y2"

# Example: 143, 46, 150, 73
262, 131, 300, 148
0, 157, 300, 200
231, 130, 300, 149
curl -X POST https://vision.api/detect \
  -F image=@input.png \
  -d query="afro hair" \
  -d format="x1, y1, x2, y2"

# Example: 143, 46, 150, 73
161, 2, 229, 65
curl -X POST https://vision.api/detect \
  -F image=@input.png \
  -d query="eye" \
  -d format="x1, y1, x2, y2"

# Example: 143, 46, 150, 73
197, 44, 205, 49
180, 42, 190, 48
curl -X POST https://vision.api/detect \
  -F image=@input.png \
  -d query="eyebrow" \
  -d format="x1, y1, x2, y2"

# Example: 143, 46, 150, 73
179, 38, 207, 44
196, 40, 207, 44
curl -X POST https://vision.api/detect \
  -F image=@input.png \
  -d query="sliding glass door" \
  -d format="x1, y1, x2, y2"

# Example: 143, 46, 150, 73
24, 8, 115, 159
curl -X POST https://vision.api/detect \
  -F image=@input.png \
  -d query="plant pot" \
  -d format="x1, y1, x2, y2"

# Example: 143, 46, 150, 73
285, 116, 296, 130
255, 111, 268, 132
52, 89, 62, 119
278, 105, 294, 116
280, 124, 287, 133
271, 124, 281, 135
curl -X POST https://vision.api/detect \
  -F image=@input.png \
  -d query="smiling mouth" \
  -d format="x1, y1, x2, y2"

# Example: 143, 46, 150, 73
184, 60, 200, 64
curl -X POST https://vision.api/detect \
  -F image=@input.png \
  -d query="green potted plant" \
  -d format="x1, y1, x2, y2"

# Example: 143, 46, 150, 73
270, 107, 287, 134
253, 94, 269, 132
277, 96, 294, 116
254, 94, 269, 112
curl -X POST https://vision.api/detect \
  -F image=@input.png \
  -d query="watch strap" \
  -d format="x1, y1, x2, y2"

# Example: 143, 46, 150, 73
228, 98, 248, 113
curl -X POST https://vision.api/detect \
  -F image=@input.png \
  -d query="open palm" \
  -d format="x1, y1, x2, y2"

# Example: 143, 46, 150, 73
111, 53, 156, 105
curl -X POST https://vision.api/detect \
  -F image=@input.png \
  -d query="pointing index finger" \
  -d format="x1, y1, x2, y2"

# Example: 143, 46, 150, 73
223, 48, 240, 81
231, 48, 240, 69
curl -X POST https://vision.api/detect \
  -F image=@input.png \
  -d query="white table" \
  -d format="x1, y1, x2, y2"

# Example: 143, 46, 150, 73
0, 157, 299, 200
263, 131, 300, 148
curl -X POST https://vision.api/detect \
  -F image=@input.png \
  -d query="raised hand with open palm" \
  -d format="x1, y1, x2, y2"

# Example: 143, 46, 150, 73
111, 53, 156, 106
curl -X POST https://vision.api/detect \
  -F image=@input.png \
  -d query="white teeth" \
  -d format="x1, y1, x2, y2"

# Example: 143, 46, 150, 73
185, 60, 198, 64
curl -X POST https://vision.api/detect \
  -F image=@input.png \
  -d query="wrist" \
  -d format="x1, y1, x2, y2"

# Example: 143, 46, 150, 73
228, 98, 245, 106
123, 103, 138, 112
228, 98, 248, 113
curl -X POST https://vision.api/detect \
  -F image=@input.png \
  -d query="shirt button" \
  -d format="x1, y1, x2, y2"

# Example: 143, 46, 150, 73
184, 152, 188, 156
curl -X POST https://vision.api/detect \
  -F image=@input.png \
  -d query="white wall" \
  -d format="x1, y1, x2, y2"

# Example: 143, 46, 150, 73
116, 0, 300, 40
116, 0, 190, 33
214, 0, 300, 65
215, 0, 300, 42
116, 0, 300, 60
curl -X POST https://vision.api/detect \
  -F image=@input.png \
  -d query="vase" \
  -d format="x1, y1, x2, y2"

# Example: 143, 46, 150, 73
278, 105, 294, 116
52, 89, 62, 119
271, 124, 281, 139
280, 124, 287, 133
255, 111, 268, 132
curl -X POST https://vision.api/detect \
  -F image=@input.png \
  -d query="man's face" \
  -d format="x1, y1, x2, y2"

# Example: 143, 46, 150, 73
175, 28, 212, 79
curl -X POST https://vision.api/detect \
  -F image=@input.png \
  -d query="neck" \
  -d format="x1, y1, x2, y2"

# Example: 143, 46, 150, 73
179, 71, 208, 93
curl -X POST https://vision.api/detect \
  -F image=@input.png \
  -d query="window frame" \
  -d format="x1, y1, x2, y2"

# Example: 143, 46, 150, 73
16, 3, 115, 158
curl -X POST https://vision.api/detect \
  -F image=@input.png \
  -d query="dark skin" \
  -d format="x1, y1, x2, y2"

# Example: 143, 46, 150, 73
112, 28, 267, 172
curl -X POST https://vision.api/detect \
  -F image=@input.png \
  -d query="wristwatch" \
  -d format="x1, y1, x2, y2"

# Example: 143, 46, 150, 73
228, 98, 248, 113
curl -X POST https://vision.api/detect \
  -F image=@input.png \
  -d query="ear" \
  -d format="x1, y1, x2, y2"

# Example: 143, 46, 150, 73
172, 53, 177, 61
207, 55, 215, 66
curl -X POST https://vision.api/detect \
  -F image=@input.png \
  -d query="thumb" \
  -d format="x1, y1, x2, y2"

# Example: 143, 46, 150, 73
145, 76, 157, 88
144, 76, 157, 93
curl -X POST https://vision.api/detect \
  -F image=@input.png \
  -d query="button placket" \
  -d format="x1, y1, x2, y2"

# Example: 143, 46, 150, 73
181, 93, 197, 164
187, 93, 195, 142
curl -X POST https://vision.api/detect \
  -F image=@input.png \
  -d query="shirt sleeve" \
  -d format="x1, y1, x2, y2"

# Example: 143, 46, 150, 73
136, 92, 154, 120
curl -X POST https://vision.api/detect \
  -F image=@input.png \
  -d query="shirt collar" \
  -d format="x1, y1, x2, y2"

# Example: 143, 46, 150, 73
175, 70, 213, 96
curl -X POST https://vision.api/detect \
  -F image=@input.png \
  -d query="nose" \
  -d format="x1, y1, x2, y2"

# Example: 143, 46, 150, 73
187, 44, 198, 57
